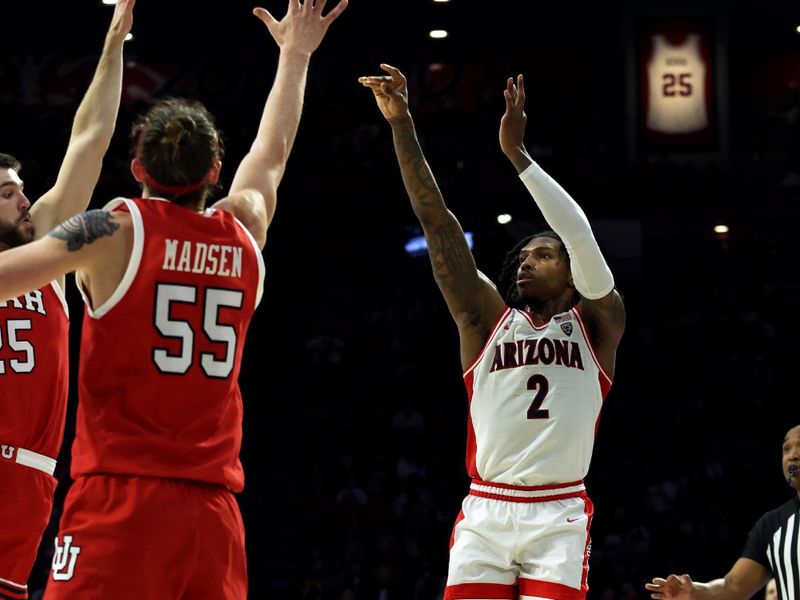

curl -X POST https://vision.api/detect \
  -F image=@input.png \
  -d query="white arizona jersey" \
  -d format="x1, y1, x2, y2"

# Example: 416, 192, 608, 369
463, 306, 611, 486
646, 33, 708, 134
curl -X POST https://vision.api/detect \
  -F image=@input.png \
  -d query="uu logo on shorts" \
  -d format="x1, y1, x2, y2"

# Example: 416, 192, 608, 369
0, 445, 15, 460
52, 535, 81, 581
560, 322, 573, 336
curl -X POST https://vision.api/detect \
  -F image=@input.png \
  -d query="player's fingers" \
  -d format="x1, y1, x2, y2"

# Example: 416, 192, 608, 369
253, 7, 279, 32
517, 74, 526, 105
380, 63, 405, 84
357, 79, 384, 92
359, 77, 392, 93
503, 89, 514, 110
322, 0, 348, 23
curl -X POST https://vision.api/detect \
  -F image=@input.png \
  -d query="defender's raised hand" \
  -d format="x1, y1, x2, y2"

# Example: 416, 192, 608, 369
358, 64, 411, 124
108, 0, 135, 43
253, 0, 348, 56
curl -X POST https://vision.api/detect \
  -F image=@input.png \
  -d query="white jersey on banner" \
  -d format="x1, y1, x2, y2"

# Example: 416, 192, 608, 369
646, 33, 708, 134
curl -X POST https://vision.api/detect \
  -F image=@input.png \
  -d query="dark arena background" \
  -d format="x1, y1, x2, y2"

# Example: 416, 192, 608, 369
2, 0, 798, 598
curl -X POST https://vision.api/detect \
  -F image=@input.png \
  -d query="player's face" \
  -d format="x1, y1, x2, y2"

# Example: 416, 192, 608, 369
782, 426, 800, 491
515, 237, 572, 303
0, 167, 34, 249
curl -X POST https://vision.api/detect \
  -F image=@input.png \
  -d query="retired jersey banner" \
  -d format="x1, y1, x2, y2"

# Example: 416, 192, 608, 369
638, 19, 717, 149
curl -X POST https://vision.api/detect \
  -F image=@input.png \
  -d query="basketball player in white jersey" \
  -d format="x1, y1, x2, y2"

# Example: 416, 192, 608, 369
358, 67, 624, 600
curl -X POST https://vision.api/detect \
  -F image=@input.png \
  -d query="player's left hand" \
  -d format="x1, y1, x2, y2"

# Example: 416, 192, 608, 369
499, 74, 527, 157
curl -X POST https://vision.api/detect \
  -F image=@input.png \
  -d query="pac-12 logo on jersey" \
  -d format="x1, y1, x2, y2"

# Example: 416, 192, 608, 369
560, 322, 573, 336
52, 535, 81, 581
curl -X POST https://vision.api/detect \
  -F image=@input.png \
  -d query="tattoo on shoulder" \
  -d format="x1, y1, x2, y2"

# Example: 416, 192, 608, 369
48, 210, 120, 252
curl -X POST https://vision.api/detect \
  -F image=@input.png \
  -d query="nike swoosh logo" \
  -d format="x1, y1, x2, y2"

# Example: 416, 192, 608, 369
566, 517, 583, 523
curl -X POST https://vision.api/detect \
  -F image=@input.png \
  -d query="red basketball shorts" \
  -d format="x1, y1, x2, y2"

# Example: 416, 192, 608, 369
0, 445, 58, 600
43, 474, 247, 599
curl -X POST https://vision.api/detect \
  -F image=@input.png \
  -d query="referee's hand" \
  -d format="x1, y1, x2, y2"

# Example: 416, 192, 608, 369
645, 574, 693, 600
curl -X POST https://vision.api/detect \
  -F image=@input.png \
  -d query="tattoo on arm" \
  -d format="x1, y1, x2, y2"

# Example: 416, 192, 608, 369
48, 210, 119, 251
428, 223, 483, 326
428, 224, 477, 287
393, 123, 443, 213
391, 122, 484, 326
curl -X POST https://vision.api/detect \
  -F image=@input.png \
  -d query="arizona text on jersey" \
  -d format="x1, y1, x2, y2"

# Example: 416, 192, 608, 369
463, 306, 612, 486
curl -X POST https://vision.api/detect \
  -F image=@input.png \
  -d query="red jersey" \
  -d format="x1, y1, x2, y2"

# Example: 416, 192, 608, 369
73, 198, 264, 492
0, 281, 69, 459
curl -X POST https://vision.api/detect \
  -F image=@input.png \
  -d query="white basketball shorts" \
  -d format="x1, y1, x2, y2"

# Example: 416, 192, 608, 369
443, 479, 593, 600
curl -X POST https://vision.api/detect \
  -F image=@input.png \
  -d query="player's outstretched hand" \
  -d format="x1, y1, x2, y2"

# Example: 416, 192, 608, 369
358, 64, 412, 124
253, 0, 347, 56
499, 74, 527, 159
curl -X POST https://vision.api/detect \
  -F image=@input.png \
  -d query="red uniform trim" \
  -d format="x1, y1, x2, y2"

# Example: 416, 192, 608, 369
443, 582, 516, 600
464, 370, 478, 479
572, 306, 612, 392
580, 496, 594, 591
469, 489, 588, 503
463, 307, 512, 376
518, 578, 585, 600
449, 509, 465, 551
472, 478, 583, 492
517, 308, 550, 331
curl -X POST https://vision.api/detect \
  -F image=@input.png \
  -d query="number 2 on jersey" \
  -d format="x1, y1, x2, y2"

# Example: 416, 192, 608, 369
153, 283, 243, 379
526, 374, 550, 419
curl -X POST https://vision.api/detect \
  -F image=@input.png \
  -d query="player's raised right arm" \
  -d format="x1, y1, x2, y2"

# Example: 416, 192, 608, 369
29, 0, 133, 234
358, 64, 506, 366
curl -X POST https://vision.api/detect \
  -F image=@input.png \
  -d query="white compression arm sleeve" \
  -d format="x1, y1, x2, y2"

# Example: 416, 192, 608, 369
519, 162, 614, 299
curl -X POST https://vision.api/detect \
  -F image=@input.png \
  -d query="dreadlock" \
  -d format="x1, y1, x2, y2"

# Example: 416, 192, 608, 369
497, 230, 575, 308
